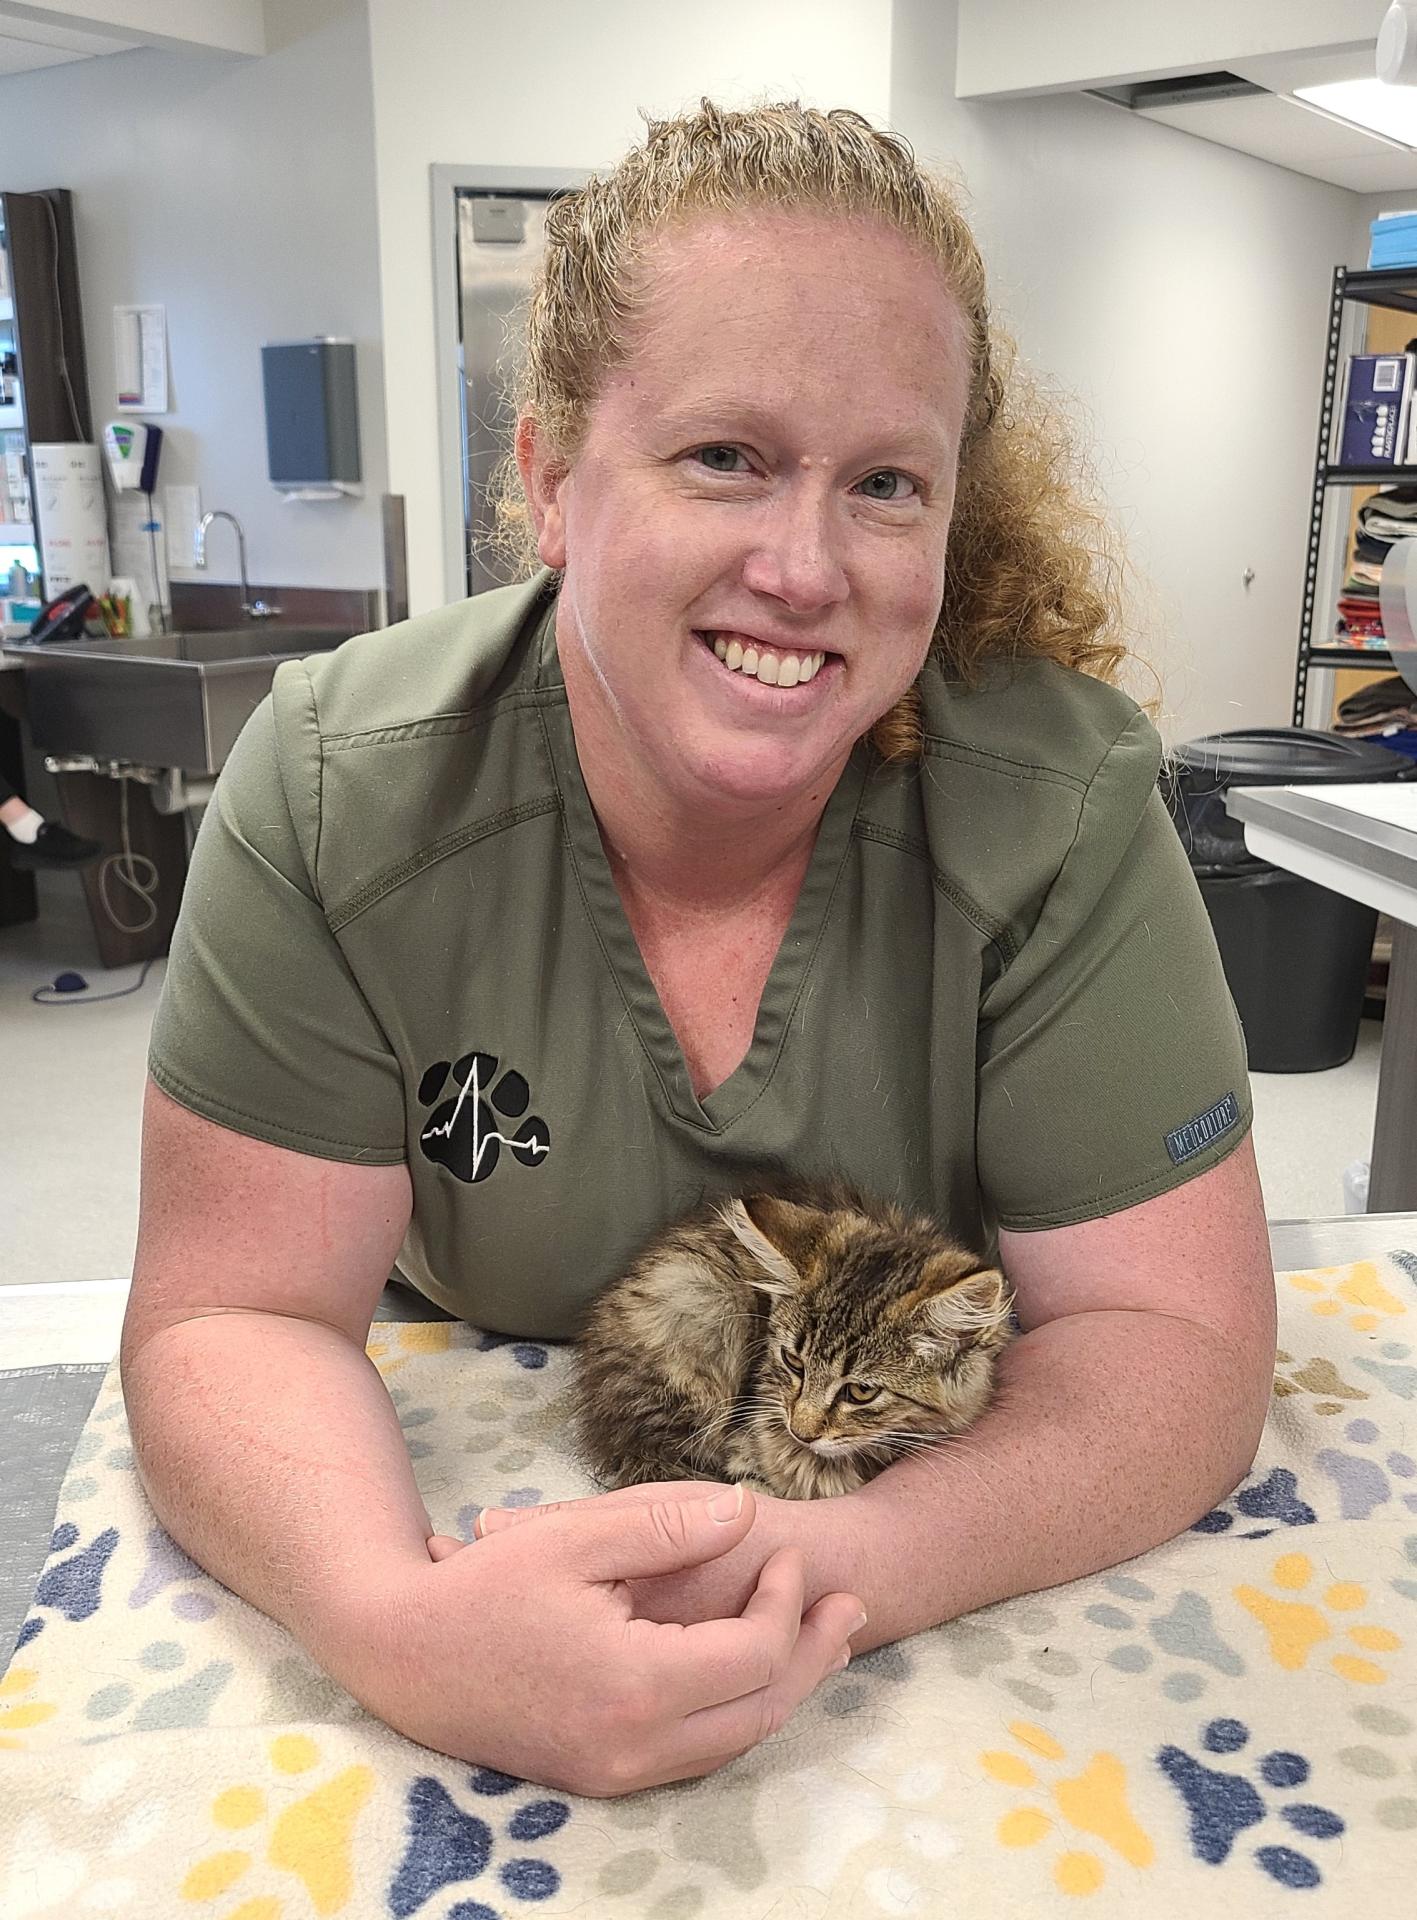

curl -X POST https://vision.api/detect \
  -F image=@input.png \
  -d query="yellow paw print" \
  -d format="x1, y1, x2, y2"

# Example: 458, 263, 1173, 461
1236, 1552, 1402, 1685
0, 1665, 57, 1749
1272, 1349, 1371, 1415
1285, 1263, 1407, 1336
364, 1322, 454, 1377
980, 1721, 1155, 1896
181, 1733, 374, 1915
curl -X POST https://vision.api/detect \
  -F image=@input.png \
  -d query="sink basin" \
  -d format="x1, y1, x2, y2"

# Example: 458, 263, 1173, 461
2, 625, 351, 774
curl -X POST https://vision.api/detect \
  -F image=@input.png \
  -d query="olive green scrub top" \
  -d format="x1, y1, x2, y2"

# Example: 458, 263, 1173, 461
148, 571, 1252, 1339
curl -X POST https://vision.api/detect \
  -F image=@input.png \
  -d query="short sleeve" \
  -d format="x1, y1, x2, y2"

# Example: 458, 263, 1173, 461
976, 711, 1251, 1229
147, 660, 407, 1163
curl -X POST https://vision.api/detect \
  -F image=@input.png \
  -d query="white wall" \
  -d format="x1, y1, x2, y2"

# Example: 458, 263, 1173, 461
0, 0, 388, 594
364, 0, 894, 616
893, 0, 1370, 744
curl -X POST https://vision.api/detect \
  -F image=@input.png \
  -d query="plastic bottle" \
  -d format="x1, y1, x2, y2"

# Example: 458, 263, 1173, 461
1343, 1159, 1370, 1215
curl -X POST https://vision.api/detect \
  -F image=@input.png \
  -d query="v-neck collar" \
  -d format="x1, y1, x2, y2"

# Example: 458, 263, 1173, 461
531, 595, 869, 1132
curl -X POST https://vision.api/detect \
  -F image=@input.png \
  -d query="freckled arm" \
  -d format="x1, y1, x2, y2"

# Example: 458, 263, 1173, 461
630, 1139, 1275, 1653
807, 1137, 1275, 1651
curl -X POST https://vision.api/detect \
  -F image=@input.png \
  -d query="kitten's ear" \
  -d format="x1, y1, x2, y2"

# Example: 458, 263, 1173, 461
720, 1198, 800, 1294
912, 1264, 1012, 1356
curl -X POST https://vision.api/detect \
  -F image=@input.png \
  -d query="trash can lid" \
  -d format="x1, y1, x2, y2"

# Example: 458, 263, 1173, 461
1170, 727, 1412, 785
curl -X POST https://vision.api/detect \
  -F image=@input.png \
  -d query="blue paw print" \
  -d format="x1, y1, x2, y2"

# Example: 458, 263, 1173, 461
1158, 1717, 1344, 1888
16, 1521, 121, 1646
388, 1767, 570, 1916
1192, 1467, 1316, 1538
1316, 1418, 1417, 1522
476, 1333, 549, 1370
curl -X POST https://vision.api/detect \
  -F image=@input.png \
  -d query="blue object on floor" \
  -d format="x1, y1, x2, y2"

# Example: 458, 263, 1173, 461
52, 971, 88, 993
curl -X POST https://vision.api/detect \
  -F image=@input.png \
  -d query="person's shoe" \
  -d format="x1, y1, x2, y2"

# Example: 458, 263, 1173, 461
10, 821, 104, 870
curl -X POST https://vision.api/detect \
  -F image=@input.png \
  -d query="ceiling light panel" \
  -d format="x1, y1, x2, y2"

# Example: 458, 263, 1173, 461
1293, 78, 1417, 147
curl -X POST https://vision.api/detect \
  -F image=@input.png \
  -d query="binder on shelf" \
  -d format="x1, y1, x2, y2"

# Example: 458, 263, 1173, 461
1369, 210, 1417, 269
1335, 352, 1417, 465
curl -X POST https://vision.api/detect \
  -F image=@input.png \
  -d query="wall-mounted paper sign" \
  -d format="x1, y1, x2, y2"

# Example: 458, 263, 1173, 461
113, 304, 169, 413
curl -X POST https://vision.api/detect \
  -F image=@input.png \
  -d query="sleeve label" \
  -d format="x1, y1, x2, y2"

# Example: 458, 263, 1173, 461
1164, 1091, 1241, 1167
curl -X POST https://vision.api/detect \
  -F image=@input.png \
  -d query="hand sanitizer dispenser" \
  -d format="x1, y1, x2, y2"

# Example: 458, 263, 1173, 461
103, 420, 162, 492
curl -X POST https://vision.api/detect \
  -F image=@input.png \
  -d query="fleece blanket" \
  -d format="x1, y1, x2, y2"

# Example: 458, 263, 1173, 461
3, 1253, 1417, 1919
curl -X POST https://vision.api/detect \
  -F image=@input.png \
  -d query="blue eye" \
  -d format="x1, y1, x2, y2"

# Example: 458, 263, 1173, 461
857, 469, 916, 501
695, 445, 748, 473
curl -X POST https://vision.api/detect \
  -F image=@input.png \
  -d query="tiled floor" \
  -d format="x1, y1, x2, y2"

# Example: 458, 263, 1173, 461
0, 868, 1387, 1293
2, 872, 163, 1289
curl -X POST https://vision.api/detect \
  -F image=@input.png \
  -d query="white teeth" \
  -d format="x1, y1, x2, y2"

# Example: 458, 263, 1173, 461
704, 634, 830, 684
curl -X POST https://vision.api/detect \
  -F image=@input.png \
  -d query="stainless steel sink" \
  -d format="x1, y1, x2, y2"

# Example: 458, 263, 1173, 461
2, 626, 351, 774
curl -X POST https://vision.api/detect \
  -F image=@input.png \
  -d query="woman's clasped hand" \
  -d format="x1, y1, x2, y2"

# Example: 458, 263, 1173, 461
363, 1483, 864, 1797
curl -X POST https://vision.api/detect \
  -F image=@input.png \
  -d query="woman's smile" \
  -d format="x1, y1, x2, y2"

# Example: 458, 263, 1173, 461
693, 628, 840, 697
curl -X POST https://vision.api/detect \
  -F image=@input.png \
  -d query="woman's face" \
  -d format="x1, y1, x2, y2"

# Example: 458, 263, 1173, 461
529, 210, 972, 817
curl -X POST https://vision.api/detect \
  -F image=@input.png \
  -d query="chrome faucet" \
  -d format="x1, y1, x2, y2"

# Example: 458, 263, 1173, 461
195, 510, 282, 619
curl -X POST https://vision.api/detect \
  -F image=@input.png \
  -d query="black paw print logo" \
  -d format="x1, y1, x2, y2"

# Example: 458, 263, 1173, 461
418, 1051, 550, 1184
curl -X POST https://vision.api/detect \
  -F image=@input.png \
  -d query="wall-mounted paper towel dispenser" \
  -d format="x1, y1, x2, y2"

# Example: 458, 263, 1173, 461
260, 337, 361, 499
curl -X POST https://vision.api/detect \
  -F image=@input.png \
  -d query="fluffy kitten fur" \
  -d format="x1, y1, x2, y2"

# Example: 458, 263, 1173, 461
569, 1182, 1014, 1501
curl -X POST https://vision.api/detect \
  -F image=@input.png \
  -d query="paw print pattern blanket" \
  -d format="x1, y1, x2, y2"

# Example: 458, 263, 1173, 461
3, 1253, 1416, 1918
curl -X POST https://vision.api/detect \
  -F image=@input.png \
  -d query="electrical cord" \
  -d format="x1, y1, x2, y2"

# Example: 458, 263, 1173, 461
32, 955, 156, 1006
145, 499, 168, 635
31, 775, 160, 1002
96, 772, 159, 934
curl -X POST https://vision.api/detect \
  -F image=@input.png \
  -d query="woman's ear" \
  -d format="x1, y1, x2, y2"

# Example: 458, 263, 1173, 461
515, 413, 569, 569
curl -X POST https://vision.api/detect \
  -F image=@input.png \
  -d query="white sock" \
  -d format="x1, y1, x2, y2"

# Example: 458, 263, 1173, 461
3, 805, 44, 844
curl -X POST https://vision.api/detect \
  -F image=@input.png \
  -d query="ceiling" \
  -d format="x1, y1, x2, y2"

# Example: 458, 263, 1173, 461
0, 1, 264, 73
954, 2, 1417, 197
1121, 46, 1417, 195
0, 12, 133, 75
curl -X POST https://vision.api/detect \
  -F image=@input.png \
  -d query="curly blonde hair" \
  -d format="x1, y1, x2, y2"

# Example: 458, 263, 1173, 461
490, 98, 1130, 761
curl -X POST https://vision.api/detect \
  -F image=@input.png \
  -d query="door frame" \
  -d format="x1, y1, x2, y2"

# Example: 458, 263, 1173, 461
430, 164, 585, 608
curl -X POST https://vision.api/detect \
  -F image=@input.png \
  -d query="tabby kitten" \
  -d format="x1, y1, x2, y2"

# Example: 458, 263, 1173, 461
568, 1182, 1014, 1501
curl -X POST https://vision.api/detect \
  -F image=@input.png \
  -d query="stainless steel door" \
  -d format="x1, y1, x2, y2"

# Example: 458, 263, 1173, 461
456, 192, 552, 596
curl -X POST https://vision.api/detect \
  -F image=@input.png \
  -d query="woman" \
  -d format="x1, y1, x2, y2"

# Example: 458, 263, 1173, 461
120, 101, 1274, 1798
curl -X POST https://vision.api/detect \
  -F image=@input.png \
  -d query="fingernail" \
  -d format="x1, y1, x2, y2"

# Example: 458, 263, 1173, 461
850, 1611, 868, 1635
475, 1509, 503, 1537
833, 1647, 852, 1672
707, 1485, 744, 1522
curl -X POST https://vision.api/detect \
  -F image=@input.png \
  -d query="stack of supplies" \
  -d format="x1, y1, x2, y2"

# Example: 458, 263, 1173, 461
1369, 208, 1417, 268
1335, 351, 1417, 466
1335, 486, 1417, 648
1333, 672, 1417, 758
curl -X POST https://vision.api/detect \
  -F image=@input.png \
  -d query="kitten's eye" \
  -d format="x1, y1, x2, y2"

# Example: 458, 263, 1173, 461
779, 1347, 804, 1376
842, 1382, 880, 1406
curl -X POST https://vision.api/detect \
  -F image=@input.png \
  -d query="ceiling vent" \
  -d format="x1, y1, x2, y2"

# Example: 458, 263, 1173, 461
1088, 72, 1269, 112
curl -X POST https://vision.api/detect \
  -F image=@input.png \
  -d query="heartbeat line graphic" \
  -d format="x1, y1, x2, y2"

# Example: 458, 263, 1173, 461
420, 1056, 550, 1180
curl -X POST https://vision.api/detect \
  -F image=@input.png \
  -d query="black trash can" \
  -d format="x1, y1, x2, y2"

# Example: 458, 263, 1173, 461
1166, 728, 1413, 1072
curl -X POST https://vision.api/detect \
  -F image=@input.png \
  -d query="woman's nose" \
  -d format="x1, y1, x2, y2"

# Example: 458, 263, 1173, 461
739, 480, 849, 612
